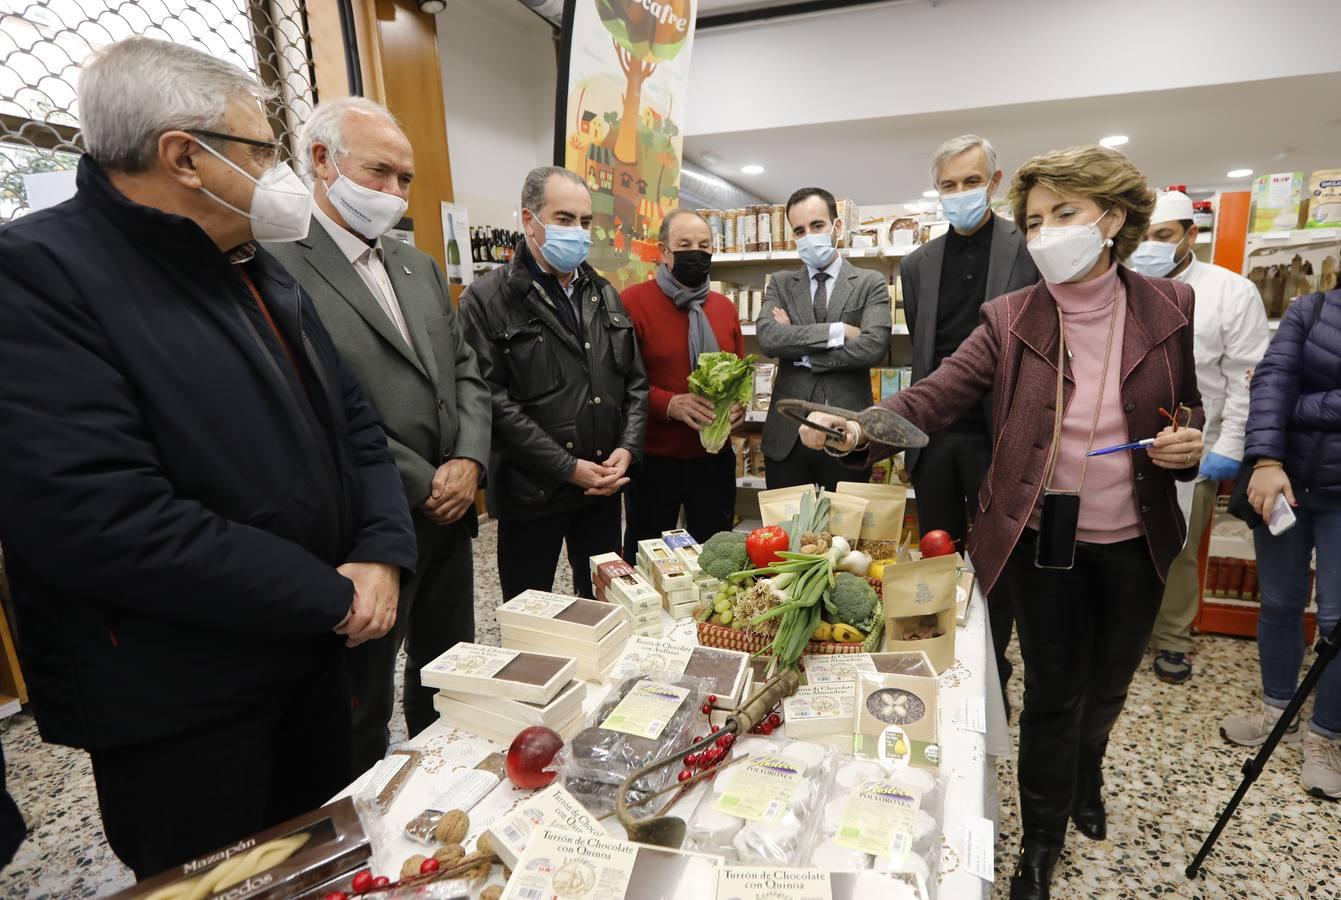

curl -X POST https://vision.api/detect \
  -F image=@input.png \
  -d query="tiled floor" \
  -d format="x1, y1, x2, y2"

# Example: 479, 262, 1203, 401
1, 520, 1336, 898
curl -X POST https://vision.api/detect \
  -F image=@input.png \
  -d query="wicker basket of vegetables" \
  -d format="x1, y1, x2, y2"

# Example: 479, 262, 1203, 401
693, 492, 884, 668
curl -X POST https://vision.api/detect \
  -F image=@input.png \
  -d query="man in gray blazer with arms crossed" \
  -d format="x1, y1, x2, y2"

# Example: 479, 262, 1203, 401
757, 187, 891, 489
267, 97, 491, 774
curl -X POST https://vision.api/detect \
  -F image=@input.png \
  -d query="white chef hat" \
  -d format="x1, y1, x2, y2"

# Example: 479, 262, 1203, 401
1151, 190, 1195, 226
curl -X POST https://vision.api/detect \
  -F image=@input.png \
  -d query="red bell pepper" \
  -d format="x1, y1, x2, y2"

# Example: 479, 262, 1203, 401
746, 525, 790, 568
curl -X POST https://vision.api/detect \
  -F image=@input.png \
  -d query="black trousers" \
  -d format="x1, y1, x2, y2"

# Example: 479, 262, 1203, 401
89, 651, 350, 880
623, 452, 736, 560
765, 442, 868, 492
1005, 531, 1163, 848
346, 514, 475, 777
498, 496, 622, 600
0, 741, 24, 871
911, 428, 1015, 691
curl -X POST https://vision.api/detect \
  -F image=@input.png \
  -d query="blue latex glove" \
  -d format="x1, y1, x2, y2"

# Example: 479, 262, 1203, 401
1200, 452, 1240, 481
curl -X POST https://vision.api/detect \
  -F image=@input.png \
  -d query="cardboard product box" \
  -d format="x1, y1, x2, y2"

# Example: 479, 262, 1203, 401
660, 529, 698, 550
719, 867, 928, 900
955, 559, 976, 626
1250, 171, 1307, 232
881, 554, 959, 673
853, 668, 940, 771
1306, 169, 1341, 228
420, 643, 575, 705
589, 551, 629, 587
496, 590, 626, 643
801, 650, 936, 685
485, 784, 605, 869
631, 620, 665, 639
733, 436, 747, 476
671, 544, 704, 577
443, 678, 587, 730
783, 680, 857, 740
112, 799, 370, 900
502, 620, 632, 680
503, 828, 722, 900
870, 368, 882, 401
434, 693, 587, 745
836, 199, 860, 246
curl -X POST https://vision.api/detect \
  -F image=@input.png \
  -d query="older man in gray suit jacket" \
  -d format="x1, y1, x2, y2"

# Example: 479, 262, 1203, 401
267, 98, 491, 775
901, 135, 1038, 706
757, 187, 891, 490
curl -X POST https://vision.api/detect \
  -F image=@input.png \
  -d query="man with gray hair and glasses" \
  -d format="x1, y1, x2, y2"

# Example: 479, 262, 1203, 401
0, 38, 415, 877
267, 96, 491, 776
460, 166, 647, 599
901, 134, 1038, 711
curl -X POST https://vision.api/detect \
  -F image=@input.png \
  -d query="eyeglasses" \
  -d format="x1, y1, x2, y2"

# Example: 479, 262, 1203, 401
1159, 404, 1191, 431
187, 128, 281, 166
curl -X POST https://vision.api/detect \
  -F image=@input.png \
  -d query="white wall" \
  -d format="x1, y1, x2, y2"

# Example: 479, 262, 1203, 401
686, 0, 1341, 136
438, 0, 557, 227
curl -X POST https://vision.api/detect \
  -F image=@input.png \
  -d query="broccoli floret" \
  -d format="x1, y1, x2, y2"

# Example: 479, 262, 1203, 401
699, 531, 750, 580
831, 572, 880, 631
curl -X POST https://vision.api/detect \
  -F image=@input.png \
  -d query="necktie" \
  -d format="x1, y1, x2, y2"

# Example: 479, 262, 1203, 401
813, 270, 831, 322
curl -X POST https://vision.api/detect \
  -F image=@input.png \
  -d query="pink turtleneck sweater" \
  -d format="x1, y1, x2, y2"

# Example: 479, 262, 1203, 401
1030, 264, 1144, 543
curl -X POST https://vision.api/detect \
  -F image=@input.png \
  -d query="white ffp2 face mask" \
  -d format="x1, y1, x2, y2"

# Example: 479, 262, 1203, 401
195, 140, 312, 243
1027, 209, 1113, 284
325, 159, 408, 240
1127, 237, 1189, 278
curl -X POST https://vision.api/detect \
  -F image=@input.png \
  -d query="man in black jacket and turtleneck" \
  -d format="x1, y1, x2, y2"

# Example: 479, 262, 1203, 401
0, 38, 415, 879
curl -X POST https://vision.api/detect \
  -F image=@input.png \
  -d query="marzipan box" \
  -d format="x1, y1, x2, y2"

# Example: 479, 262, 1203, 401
485, 783, 605, 868
717, 867, 929, 900
497, 590, 626, 642
420, 643, 574, 705
502, 827, 721, 900
113, 798, 368, 899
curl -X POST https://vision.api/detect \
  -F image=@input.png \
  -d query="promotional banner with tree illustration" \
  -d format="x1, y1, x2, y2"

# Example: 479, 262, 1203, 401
560, 0, 697, 290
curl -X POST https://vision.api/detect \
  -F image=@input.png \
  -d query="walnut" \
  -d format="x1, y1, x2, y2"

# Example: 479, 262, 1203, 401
460, 859, 493, 882
481, 887, 504, 900
475, 832, 497, 858
434, 843, 466, 866
400, 854, 427, 880
433, 809, 470, 845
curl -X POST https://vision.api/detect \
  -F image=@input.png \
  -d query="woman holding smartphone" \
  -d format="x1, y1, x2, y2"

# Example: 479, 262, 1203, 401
802, 146, 1203, 900
1221, 287, 1341, 801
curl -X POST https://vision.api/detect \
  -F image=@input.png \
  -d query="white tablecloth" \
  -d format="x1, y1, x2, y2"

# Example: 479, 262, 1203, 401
339, 587, 1008, 895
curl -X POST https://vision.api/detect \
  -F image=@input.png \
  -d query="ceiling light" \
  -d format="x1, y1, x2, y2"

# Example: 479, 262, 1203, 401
1226, 168, 1253, 178
740, 164, 764, 175
922, 190, 939, 198
1099, 135, 1129, 148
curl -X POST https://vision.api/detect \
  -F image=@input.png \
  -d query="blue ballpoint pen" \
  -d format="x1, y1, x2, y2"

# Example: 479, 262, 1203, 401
1087, 437, 1155, 457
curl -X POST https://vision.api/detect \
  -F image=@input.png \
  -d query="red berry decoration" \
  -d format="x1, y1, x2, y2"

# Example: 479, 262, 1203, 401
693, 735, 705, 744
760, 722, 774, 735
715, 735, 731, 748
685, 752, 699, 766
372, 877, 391, 889
707, 695, 718, 705
768, 713, 782, 727
678, 769, 692, 782
710, 724, 720, 733
325, 893, 348, 900
351, 871, 373, 895
701, 703, 712, 715
420, 857, 440, 875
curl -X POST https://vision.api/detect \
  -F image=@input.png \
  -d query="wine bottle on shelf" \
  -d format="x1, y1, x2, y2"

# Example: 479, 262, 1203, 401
446, 213, 463, 284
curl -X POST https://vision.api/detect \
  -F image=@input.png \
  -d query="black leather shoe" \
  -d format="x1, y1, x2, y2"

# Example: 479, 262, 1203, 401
1072, 770, 1106, 840
1009, 842, 1060, 900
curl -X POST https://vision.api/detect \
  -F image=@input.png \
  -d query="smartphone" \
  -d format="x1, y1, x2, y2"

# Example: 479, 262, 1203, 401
1268, 493, 1297, 536
1035, 490, 1081, 569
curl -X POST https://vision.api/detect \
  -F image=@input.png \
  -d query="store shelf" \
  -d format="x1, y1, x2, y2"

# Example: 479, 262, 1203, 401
715, 246, 911, 266
1245, 229, 1341, 253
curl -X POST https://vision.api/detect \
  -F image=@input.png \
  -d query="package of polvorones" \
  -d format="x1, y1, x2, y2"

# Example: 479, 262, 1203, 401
837, 481, 909, 558
881, 554, 958, 673
758, 484, 814, 527
556, 670, 711, 817
685, 734, 833, 866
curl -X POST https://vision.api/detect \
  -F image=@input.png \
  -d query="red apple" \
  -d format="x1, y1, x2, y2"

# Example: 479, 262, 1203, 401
919, 530, 956, 559
506, 725, 564, 789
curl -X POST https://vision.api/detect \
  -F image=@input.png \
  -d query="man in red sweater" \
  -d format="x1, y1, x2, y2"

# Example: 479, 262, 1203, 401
622, 209, 744, 556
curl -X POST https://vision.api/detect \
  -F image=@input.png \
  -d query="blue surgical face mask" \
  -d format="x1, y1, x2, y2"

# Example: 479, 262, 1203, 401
529, 212, 591, 273
940, 185, 990, 232
1127, 236, 1189, 278
796, 230, 836, 269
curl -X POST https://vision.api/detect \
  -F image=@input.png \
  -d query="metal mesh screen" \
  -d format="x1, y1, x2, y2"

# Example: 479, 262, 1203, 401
0, 0, 319, 222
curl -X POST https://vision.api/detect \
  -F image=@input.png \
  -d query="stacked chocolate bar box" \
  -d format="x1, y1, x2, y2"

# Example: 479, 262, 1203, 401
590, 552, 664, 638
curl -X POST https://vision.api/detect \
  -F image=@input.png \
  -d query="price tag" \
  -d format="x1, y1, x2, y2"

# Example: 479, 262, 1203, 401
963, 816, 996, 882
960, 696, 987, 734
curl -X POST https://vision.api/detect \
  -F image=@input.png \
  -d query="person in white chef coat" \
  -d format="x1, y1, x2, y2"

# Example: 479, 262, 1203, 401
1128, 190, 1270, 684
